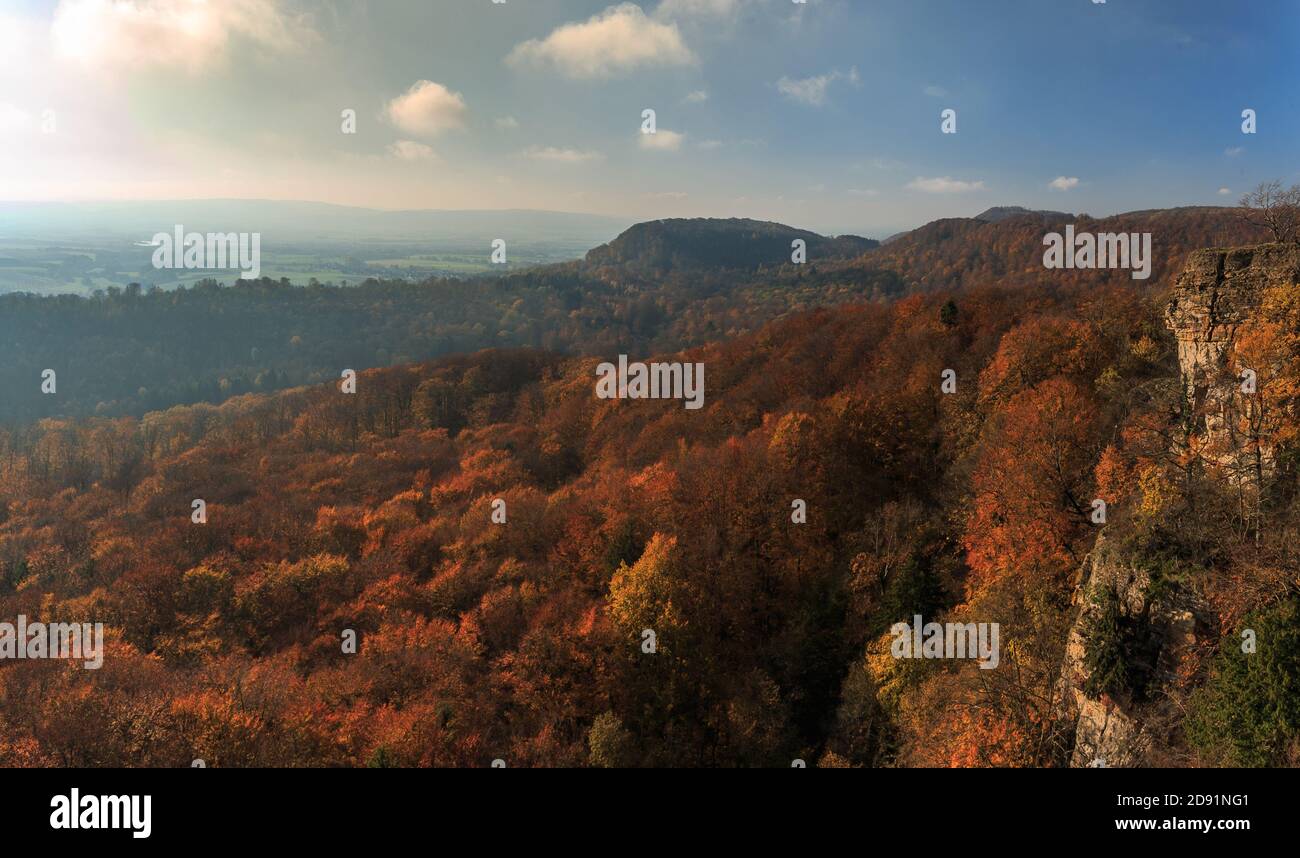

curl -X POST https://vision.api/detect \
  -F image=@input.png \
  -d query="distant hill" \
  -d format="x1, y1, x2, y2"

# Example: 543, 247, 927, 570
880, 206, 1074, 246
584, 218, 878, 272
974, 205, 1074, 223
863, 206, 1264, 292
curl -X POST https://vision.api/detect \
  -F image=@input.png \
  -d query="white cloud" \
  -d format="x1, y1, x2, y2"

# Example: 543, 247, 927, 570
495, 116, 520, 130
51, 0, 311, 73
923, 85, 948, 98
697, 139, 723, 150
777, 67, 860, 106
683, 89, 709, 104
639, 129, 685, 151
1049, 176, 1080, 191
388, 140, 438, 162
0, 103, 32, 133
0, 14, 41, 80
1218, 187, 1232, 195
523, 146, 604, 164
1224, 146, 1245, 157
385, 80, 468, 139
906, 176, 986, 194
507, 3, 695, 79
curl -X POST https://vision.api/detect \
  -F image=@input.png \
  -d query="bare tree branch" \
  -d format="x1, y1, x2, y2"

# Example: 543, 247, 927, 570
1238, 179, 1300, 243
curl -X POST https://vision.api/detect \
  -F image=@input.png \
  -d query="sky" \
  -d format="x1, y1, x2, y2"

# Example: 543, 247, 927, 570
0, 0, 1297, 237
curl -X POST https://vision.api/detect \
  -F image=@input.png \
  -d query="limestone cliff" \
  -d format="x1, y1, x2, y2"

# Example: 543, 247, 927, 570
1059, 243, 1300, 767
1058, 532, 1207, 767
1166, 244, 1300, 470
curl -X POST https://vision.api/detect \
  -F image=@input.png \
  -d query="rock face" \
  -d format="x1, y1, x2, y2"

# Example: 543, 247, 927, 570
1166, 244, 1300, 382
1059, 243, 1300, 767
1166, 244, 1300, 465
1058, 533, 1206, 767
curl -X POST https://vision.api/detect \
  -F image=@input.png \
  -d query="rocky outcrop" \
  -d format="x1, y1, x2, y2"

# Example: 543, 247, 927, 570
1058, 533, 1206, 767
1166, 244, 1300, 467
1060, 243, 1300, 767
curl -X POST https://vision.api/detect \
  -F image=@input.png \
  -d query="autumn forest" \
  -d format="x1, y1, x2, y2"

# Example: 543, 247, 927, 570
2, 206, 1298, 768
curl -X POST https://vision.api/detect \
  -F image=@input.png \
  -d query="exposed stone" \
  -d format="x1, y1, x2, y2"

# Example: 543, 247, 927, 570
1166, 244, 1300, 383
1059, 532, 1211, 767
1059, 243, 1300, 767
1166, 244, 1300, 470
1060, 535, 1143, 766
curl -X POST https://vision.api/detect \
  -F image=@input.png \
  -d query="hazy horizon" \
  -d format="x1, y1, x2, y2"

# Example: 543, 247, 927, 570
0, 196, 1247, 242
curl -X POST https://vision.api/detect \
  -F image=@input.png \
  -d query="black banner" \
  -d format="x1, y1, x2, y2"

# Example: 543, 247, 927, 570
0, 767, 1278, 846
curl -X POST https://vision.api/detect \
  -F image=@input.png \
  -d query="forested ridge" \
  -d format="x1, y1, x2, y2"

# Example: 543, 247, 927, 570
0, 208, 1262, 425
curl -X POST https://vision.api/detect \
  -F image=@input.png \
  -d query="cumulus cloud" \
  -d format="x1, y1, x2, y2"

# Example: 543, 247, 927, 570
906, 176, 986, 194
1218, 187, 1232, 195
385, 80, 468, 139
0, 103, 32, 133
506, 3, 695, 78
683, 89, 709, 104
388, 140, 438, 161
523, 146, 604, 164
0, 13, 41, 80
639, 129, 685, 151
776, 67, 860, 106
1049, 176, 1080, 191
51, 0, 311, 73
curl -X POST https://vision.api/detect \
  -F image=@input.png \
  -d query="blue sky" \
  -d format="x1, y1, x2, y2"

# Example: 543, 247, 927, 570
1, 0, 1296, 236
